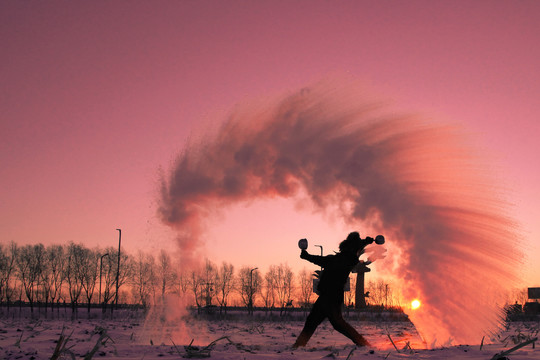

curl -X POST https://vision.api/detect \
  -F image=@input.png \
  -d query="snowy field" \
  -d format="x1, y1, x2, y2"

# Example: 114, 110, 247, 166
0, 309, 538, 360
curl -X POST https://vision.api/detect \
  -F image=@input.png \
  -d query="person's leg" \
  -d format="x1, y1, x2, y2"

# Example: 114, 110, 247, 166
327, 303, 370, 346
293, 297, 327, 348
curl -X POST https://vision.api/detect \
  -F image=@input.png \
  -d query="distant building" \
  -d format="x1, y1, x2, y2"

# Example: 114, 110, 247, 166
524, 287, 540, 315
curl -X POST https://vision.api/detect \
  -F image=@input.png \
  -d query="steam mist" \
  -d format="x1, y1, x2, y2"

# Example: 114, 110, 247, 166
159, 81, 523, 345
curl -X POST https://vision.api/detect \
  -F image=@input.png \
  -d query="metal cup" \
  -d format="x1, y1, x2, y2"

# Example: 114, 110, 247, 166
375, 235, 385, 245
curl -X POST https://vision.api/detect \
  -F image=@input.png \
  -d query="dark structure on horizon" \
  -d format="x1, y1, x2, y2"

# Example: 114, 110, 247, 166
353, 261, 371, 309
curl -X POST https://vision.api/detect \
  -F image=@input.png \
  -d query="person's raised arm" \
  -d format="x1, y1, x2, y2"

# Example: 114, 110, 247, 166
300, 250, 331, 268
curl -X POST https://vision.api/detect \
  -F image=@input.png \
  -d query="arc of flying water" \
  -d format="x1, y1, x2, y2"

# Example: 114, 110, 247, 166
158, 81, 524, 346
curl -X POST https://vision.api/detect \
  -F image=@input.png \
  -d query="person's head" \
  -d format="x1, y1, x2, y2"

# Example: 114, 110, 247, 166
339, 231, 365, 255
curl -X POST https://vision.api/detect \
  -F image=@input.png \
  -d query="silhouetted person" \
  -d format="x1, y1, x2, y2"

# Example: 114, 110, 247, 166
293, 232, 371, 348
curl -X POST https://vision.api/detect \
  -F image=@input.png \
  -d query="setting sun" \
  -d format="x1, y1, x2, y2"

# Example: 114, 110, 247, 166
411, 299, 421, 310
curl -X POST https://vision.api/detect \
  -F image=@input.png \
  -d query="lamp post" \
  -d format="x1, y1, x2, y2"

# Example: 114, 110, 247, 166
115, 229, 121, 309
315, 245, 323, 271
249, 267, 258, 315
99, 253, 109, 306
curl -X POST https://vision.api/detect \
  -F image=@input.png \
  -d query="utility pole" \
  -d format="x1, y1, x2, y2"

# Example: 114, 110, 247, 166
116, 229, 121, 309
313, 245, 324, 294
315, 245, 323, 270
249, 267, 258, 315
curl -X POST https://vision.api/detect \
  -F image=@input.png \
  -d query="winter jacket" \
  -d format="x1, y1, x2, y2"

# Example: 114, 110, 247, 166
300, 250, 359, 296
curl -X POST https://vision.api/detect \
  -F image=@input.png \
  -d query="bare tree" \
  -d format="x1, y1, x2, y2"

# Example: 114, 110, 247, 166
261, 266, 277, 311
48, 245, 66, 311
40, 244, 66, 313
0, 242, 17, 308
3, 242, 18, 308
298, 268, 314, 308
366, 279, 393, 308
15, 244, 45, 315
0, 246, 6, 304
214, 261, 234, 313
507, 287, 528, 306
274, 263, 294, 314
174, 267, 190, 297
189, 268, 204, 309
66, 243, 85, 317
80, 247, 99, 313
39, 246, 52, 314
157, 249, 176, 298
131, 250, 156, 307
200, 259, 216, 307
100, 246, 131, 312
237, 266, 261, 310
100, 247, 117, 311
117, 250, 132, 306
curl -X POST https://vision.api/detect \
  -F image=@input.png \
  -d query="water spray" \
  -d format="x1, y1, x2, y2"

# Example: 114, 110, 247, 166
159, 80, 524, 345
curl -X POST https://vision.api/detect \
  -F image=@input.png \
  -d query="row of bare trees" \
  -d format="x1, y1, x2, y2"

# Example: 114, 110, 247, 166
1, 241, 402, 316
0, 242, 129, 316
145, 258, 299, 315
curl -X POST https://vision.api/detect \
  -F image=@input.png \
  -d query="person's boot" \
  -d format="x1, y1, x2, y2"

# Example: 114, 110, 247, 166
292, 331, 312, 348
353, 334, 371, 347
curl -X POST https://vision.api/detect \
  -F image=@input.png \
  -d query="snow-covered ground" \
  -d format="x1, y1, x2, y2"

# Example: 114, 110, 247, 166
0, 309, 538, 359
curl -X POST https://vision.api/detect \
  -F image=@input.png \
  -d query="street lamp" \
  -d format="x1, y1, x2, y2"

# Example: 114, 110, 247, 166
315, 245, 323, 271
249, 267, 258, 315
99, 253, 109, 306
115, 228, 121, 309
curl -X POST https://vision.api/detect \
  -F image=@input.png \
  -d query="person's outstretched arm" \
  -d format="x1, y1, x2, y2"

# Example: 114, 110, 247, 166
300, 250, 331, 268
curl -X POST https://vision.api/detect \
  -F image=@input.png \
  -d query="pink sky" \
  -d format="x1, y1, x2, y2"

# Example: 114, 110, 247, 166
1, 1, 540, 286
